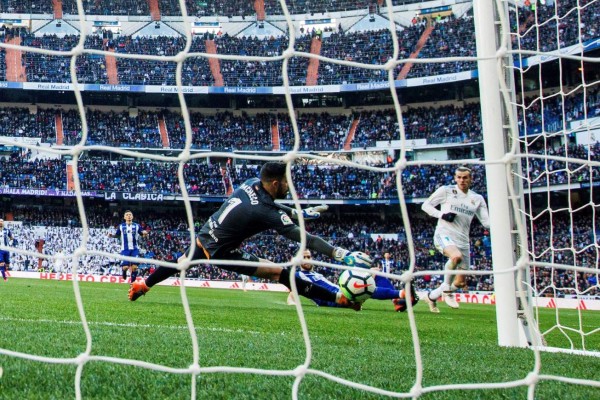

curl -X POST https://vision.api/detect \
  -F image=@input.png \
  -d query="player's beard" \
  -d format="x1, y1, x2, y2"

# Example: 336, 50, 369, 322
275, 185, 288, 199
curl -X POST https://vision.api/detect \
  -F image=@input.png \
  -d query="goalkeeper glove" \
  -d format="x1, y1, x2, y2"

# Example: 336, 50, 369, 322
291, 204, 329, 220
333, 247, 350, 262
343, 251, 373, 269
441, 212, 457, 222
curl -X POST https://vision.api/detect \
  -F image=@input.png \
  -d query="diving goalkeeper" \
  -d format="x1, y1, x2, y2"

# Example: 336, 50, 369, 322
129, 162, 366, 310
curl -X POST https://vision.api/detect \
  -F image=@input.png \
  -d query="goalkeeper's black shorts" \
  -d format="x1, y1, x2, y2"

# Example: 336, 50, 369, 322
185, 238, 260, 276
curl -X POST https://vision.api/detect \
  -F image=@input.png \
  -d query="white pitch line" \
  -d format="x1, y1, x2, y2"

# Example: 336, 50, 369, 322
0, 316, 288, 336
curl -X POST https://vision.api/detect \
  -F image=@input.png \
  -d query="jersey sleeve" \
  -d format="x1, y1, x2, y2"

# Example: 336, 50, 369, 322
476, 195, 491, 229
281, 226, 335, 257
421, 186, 446, 219
113, 226, 122, 238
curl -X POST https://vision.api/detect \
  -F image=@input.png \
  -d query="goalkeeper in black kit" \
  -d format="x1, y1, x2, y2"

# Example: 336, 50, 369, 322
129, 161, 365, 310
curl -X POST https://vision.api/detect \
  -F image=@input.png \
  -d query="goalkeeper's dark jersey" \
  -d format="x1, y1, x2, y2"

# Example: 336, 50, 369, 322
198, 178, 296, 257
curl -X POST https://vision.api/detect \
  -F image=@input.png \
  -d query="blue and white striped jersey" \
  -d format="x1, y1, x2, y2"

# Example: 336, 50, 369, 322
0, 228, 13, 247
113, 222, 145, 251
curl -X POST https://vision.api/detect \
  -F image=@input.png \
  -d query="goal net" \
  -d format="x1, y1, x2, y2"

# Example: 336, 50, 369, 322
0, 0, 598, 398
507, 0, 600, 356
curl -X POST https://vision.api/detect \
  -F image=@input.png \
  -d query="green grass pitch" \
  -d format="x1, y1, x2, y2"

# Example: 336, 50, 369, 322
0, 279, 599, 399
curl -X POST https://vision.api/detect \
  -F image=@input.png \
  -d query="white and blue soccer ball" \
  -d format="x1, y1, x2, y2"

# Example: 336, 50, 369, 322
338, 269, 376, 302
343, 251, 373, 269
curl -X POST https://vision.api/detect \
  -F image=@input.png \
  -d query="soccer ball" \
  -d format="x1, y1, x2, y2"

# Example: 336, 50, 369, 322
338, 269, 376, 302
344, 251, 373, 269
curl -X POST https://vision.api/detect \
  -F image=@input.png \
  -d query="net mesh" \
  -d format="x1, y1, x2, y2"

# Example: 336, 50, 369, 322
0, 0, 599, 398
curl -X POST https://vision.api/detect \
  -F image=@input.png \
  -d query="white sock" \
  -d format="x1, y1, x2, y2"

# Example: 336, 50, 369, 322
443, 259, 457, 286
430, 282, 449, 301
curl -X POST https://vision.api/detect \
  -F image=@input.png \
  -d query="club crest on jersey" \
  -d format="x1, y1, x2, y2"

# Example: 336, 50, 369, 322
281, 213, 293, 225
452, 189, 457, 195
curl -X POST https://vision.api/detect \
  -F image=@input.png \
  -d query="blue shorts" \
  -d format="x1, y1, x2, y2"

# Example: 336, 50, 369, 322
120, 249, 140, 267
0, 250, 10, 266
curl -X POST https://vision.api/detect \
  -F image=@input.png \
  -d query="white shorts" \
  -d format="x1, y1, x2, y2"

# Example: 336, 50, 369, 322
433, 233, 470, 270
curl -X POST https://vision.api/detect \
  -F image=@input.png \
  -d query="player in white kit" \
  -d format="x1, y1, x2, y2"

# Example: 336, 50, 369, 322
421, 166, 490, 313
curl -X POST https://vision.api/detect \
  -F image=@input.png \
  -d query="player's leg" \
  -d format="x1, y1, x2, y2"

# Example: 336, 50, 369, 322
371, 275, 401, 299
450, 248, 470, 289
424, 235, 459, 313
5, 253, 10, 281
130, 239, 206, 300
128, 249, 141, 283
286, 291, 297, 305
392, 280, 420, 312
0, 252, 7, 281
443, 248, 470, 308
428, 247, 462, 310
130, 265, 138, 283
119, 250, 130, 280
265, 262, 359, 310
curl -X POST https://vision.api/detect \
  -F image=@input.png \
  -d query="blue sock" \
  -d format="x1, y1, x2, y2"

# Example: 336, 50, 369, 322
372, 286, 400, 300
130, 269, 138, 283
371, 276, 400, 300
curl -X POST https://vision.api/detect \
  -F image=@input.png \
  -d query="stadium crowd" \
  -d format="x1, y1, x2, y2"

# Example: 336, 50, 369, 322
52, 0, 430, 17
510, 0, 600, 53
7, 16, 482, 86
4, 2, 596, 87
2, 149, 600, 198
51, 0, 596, 24
8, 81, 592, 150
0, 104, 490, 150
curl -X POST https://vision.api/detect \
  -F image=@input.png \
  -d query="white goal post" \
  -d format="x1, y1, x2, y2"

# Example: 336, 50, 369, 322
474, 0, 538, 348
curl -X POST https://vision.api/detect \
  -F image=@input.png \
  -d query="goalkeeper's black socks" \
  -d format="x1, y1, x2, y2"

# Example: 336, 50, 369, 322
145, 266, 179, 288
278, 267, 337, 303
122, 269, 127, 280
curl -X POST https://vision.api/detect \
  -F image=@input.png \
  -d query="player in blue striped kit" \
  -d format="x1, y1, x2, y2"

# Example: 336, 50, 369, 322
0, 219, 14, 282
287, 250, 418, 312
108, 210, 149, 283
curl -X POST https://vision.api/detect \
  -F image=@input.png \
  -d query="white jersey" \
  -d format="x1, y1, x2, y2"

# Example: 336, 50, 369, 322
421, 184, 490, 248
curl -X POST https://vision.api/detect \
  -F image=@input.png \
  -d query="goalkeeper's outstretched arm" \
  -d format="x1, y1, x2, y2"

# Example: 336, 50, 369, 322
281, 226, 348, 262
